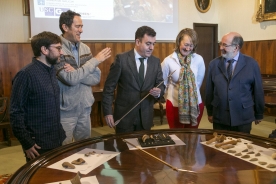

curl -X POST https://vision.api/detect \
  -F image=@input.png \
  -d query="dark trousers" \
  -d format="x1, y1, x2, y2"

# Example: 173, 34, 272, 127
213, 123, 252, 134
116, 109, 145, 134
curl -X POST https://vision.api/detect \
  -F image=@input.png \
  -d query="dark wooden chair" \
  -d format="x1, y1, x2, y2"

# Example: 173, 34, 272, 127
0, 97, 12, 146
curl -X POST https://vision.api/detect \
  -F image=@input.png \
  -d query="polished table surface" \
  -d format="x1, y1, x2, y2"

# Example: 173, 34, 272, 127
7, 129, 276, 184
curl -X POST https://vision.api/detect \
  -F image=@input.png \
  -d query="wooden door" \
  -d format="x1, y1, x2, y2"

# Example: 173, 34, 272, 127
193, 23, 218, 103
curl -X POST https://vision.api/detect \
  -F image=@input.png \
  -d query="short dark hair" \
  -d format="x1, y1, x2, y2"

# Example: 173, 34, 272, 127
232, 35, 244, 49
175, 28, 198, 53
135, 26, 156, 41
31, 31, 61, 57
59, 10, 81, 34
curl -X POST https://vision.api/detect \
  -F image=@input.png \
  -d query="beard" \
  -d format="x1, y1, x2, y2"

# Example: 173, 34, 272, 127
46, 55, 59, 65
221, 50, 235, 60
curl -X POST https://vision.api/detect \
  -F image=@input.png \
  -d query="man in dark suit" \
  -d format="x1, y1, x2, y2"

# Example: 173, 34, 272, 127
205, 32, 264, 134
102, 26, 164, 133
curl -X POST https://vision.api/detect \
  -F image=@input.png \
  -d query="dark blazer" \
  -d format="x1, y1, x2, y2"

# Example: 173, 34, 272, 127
102, 49, 164, 130
205, 53, 264, 126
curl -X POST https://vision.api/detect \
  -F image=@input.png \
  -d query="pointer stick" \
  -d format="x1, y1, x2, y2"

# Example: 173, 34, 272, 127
122, 138, 178, 171
114, 70, 176, 126
123, 138, 195, 173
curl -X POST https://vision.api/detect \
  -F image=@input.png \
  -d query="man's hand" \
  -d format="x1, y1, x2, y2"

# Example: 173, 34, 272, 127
208, 116, 213, 123
105, 115, 115, 128
149, 87, 161, 98
95, 47, 111, 63
25, 144, 41, 160
255, 119, 262, 125
64, 63, 75, 72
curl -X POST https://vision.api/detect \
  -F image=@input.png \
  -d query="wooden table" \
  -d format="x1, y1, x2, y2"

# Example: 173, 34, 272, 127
263, 78, 276, 93
265, 93, 276, 109
92, 87, 103, 127
265, 93, 276, 138
6, 129, 276, 184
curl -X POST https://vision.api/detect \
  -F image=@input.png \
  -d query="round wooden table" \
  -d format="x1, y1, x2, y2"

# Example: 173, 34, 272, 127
6, 129, 276, 184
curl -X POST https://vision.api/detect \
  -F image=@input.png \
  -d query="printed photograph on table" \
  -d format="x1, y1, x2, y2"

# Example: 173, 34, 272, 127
194, 0, 212, 13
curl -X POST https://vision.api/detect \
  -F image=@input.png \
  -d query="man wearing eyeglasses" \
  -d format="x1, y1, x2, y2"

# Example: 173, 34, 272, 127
205, 32, 264, 134
55, 10, 111, 145
10, 31, 66, 161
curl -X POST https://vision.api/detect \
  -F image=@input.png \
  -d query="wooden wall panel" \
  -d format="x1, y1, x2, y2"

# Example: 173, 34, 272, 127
0, 40, 275, 98
240, 41, 252, 57
0, 40, 275, 131
0, 44, 5, 95
250, 41, 262, 69
262, 40, 275, 74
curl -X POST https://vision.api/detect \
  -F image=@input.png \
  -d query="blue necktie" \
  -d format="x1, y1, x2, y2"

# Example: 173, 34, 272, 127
139, 58, 145, 86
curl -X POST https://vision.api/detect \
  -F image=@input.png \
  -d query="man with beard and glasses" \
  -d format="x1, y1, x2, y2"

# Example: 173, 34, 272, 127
10, 31, 66, 162
205, 32, 264, 134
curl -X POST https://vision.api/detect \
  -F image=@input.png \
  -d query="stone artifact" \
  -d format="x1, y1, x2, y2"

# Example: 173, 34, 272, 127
247, 151, 254, 154
215, 140, 238, 148
250, 158, 258, 162
227, 150, 236, 154
85, 151, 96, 157
247, 144, 253, 149
255, 153, 261, 156
221, 145, 235, 150
271, 153, 276, 160
241, 155, 250, 159
71, 158, 86, 165
62, 162, 75, 169
267, 164, 276, 168
206, 132, 226, 145
258, 161, 267, 165
142, 134, 150, 142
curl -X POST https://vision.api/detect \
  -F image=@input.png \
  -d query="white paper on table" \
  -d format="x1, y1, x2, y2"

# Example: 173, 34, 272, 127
125, 134, 185, 150
45, 176, 99, 184
201, 137, 276, 172
47, 148, 120, 174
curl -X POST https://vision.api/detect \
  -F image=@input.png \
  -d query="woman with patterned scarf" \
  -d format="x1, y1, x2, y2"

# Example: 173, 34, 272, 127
161, 28, 205, 128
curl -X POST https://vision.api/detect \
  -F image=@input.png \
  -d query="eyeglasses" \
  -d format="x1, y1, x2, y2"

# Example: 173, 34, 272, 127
183, 43, 194, 48
219, 42, 235, 48
49, 46, 62, 52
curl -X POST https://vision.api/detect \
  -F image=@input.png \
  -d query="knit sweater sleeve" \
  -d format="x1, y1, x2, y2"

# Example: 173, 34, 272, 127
80, 67, 101, 86
56, 56, 100, 86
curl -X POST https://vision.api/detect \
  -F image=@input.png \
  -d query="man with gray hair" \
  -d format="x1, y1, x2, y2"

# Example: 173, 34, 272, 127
205, 32, 264, 134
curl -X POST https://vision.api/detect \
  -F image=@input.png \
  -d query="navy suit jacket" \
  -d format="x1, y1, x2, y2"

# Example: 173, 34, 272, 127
102, 49, 164, 130
205, 53, 264, 126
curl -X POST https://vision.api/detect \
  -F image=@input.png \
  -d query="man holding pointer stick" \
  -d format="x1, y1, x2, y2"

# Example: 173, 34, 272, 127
102, 26, 165, 133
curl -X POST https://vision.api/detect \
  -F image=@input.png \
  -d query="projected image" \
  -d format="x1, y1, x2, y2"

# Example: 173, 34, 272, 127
114, 0, 173, 23
34, 0, 114, 20
33, 0, 173, 23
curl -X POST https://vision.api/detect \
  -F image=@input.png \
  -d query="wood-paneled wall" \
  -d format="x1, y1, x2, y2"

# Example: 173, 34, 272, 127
0, 42, 175, 97
1, 40, 276, 97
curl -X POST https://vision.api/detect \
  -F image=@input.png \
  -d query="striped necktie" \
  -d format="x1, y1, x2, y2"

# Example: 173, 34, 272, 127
227, 59, 234, 80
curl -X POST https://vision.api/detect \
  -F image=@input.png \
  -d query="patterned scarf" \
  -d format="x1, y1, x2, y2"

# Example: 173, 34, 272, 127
177, 52, 199, 125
